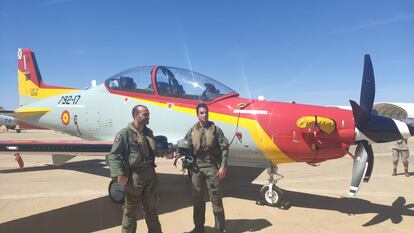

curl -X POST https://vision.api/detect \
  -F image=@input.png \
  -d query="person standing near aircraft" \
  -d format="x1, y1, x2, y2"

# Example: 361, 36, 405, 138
392, 139, 410, 177
183, 103, 229, 233
107, 105, 163, 233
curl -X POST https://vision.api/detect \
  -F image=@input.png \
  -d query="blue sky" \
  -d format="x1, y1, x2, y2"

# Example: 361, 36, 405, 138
1, 0, 413, 110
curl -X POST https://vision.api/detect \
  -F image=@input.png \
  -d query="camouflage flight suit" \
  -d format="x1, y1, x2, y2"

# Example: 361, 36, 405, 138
108, 122, 162, 233
184, 121, 229, 232
392, 139, 410, 176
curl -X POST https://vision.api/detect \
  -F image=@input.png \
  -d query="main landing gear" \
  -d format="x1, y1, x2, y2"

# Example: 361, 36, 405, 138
257, 164, 284, 207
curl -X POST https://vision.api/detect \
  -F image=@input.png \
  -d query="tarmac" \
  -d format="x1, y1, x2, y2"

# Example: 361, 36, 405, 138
0, 129, 413, 233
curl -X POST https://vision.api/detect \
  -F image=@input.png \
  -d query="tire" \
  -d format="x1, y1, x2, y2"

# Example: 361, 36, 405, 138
108, 180, 125, 203
260, 185, 283, 207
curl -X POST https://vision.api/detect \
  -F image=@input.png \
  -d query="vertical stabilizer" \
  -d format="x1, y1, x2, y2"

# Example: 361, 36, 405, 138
17, 48, 79, 106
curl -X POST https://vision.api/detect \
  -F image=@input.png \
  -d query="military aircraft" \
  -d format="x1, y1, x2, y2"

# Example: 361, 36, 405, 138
0, 114, 21, 133
1, 48, 413, 207
373, 103, 414, 126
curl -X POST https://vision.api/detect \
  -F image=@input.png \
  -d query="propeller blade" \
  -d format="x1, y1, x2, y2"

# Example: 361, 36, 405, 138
355, 113, 413, 143
350, 55, 413, 143
363, 143, 374, 182
350, 100, 369, 128
360, 54, 375, 116
349, 141, 372, 196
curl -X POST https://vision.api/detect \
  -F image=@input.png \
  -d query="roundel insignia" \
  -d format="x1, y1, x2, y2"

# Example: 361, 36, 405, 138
61, 110, 70, 126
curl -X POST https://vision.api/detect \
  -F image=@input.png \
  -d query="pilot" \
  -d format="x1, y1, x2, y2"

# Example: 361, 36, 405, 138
107, 105, 163, 233
182, 103, 229, 233
392, 139, 410, 177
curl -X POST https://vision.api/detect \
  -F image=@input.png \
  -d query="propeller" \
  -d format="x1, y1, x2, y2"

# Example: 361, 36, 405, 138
349, 55, 414, 196
359, 55, 375, 120
349, 141, 372, 196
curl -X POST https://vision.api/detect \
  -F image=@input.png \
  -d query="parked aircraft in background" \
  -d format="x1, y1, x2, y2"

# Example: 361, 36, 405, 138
373, 103, 414, 126
337, 103, 414, 126
0, 114, 21, 133
0, 48, 413, 206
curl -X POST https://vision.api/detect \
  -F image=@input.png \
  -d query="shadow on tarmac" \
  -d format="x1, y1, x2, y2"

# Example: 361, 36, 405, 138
0, 158, 110, 177
283, 191, 414, 226
0, 161, 413, 232
204, 219, 272, 233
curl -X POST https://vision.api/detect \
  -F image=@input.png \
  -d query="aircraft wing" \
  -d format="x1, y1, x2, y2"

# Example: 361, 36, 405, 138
0, 140, 112, 153
0, 109, 15, 116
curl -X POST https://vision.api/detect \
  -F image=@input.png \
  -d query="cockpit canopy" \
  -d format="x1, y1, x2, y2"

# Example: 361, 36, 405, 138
105, 66, 236, 101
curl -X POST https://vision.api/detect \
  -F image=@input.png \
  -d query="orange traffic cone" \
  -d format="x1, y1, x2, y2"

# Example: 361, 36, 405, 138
15, 153, 24, 169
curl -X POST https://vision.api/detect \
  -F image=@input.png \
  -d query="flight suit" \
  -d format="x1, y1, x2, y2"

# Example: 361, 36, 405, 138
108, 122, 162, 233
184, 121, 229, 232
392, 139, 410, 177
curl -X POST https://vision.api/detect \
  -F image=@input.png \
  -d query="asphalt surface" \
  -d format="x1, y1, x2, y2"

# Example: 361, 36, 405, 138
0, 130, 413, 233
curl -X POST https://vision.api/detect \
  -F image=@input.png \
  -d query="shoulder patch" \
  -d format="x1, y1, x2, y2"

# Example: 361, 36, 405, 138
114, 133, 121, 142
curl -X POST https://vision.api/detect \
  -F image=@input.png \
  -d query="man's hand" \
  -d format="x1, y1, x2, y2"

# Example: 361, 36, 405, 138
173, 151, 182, 167
217, 166, 227, 180
173, 151, 181, 158
117, 175, 128, 186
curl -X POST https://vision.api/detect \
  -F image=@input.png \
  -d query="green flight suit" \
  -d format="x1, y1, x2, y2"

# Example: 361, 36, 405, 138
184, 121, 229, 232
108, 122, 162, 233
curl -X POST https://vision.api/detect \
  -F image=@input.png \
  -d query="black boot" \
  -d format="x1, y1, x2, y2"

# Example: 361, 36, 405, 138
405, 168, 410, 177
184, 226, 204, 233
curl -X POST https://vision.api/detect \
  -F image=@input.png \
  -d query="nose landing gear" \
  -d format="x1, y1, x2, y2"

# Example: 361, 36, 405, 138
257, 164, 284, 207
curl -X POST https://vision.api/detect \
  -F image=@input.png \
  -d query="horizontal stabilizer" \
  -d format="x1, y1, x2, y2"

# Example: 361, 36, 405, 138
52, 154, 77, 166
15, 108, 50, 114
0, 110, 16, 117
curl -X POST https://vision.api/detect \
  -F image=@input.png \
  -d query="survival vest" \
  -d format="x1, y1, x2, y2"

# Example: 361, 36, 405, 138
190, 121, 222, 161
125, 123, 157, 168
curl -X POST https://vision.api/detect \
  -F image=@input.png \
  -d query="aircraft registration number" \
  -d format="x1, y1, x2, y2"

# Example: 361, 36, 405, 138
58, 95, 81, 105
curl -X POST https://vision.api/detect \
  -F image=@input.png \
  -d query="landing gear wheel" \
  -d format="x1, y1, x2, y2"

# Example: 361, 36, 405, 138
108, 180, 125, 203
260, 185, 283, 207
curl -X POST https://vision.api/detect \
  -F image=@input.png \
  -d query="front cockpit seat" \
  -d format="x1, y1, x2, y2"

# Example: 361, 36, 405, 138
120, 77, 137, 90
156, 82, 170, 96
